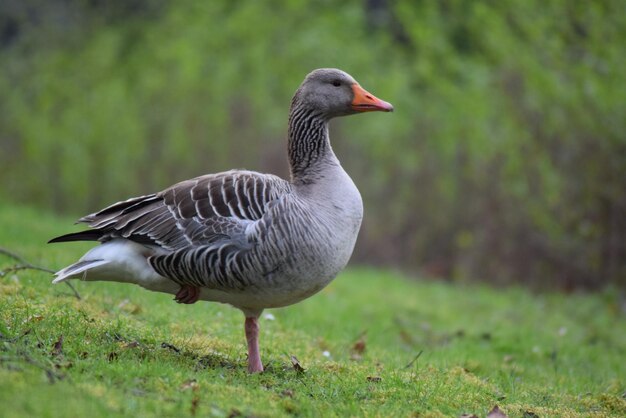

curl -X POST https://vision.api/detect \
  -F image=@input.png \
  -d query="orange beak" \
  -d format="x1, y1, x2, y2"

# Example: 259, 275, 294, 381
351, 84, 394, 112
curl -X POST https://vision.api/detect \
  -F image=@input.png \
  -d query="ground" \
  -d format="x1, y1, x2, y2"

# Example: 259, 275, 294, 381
1, 204, 625, 417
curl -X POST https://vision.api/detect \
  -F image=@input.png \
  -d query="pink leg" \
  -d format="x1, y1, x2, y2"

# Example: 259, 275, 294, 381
245, 316, 263, 373
174, 285, 200, 304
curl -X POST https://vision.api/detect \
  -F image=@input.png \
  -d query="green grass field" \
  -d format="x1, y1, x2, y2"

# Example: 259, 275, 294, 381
1, 204, 625, 417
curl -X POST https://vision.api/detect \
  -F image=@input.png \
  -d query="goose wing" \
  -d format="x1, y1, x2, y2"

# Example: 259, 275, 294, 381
50, 170, 292, 252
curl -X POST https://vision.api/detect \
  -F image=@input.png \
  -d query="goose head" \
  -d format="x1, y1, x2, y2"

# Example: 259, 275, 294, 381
292, 68, 393, 119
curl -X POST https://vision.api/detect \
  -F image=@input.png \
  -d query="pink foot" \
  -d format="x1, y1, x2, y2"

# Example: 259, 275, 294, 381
174, 285, 200, 304
245, 316, 263, 373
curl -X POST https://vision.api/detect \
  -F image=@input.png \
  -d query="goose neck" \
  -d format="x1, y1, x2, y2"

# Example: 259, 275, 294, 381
287, 104, 338, 184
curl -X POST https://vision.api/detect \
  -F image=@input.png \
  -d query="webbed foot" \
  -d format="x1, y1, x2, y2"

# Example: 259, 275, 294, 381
174, 285, 200, 304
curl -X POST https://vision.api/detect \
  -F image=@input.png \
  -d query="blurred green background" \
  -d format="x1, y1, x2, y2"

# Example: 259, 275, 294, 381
0, 0, 624, 290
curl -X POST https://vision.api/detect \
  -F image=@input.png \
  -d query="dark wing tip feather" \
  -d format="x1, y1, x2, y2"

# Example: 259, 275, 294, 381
48, 230, 103, 244
79, 194, 160, 223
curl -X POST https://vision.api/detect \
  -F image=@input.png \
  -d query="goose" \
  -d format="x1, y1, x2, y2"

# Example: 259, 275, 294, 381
49, 68, 393, 373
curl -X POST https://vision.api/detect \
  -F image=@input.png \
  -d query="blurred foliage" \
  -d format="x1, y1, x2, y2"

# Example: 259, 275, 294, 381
0, 0, 624, 289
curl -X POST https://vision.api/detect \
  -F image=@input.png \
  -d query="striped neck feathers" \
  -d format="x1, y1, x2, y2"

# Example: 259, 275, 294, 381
287, 102, 338, 184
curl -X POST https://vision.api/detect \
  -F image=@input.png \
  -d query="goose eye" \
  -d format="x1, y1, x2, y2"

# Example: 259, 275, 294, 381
331, 80, 341, 87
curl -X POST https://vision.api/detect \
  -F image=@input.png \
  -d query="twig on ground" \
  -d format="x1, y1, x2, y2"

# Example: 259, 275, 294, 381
0, 246, 81, 300
0, 264, 54, 275
404, 350, 423, 369
0, 247, 44, 268
21, 350, 64, 384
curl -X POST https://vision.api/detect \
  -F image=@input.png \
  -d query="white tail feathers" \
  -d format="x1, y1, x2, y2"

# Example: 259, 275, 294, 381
50, 239, 173, 291
52, 259, 110, 284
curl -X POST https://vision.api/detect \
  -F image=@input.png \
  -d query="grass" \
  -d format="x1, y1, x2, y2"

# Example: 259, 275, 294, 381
1, 203, 625, 418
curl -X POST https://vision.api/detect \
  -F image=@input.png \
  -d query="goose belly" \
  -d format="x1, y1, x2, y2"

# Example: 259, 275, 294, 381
240, 209, 362, 308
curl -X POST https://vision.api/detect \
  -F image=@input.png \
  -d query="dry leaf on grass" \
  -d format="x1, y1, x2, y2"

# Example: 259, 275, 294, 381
352, 332, 367, 354
486, 405, 508, 418
290, 355, 305, 373
280, 389, 295, 398
161, 342, 181, 353
180, 379, 198, 390
51, 335, 63, 357
350, 331, 367, 361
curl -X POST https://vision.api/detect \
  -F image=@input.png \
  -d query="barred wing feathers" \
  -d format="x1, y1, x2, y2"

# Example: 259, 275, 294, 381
50, 170, 292, 289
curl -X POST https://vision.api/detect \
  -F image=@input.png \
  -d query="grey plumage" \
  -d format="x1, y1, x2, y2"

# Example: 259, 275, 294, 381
50, 68, 393, 372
